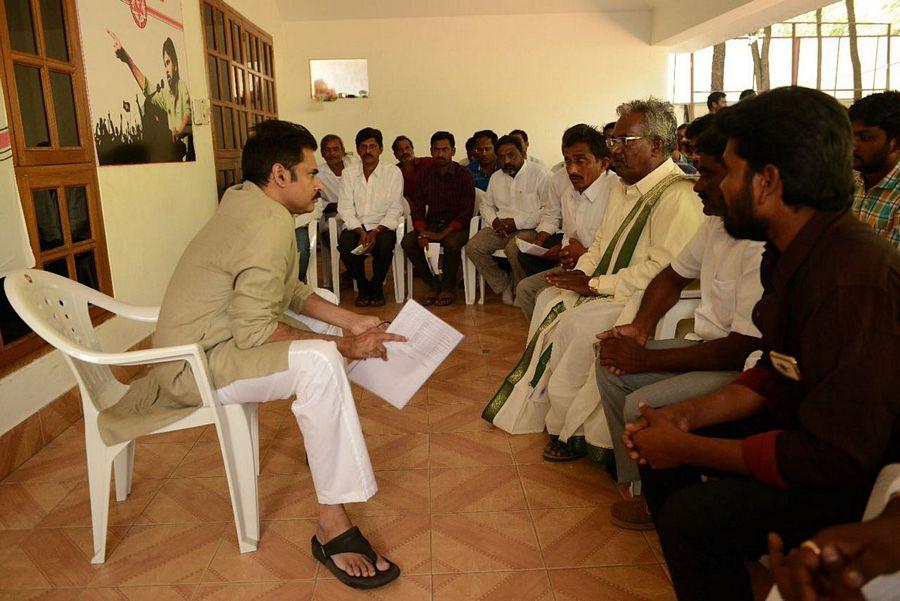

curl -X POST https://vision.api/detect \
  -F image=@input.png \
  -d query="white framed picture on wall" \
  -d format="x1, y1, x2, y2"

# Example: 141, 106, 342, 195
310, 59, 369, 101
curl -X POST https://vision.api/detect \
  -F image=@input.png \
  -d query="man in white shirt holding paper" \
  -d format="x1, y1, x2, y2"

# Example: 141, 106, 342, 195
465, 134, 549, 304
515, 124, 616, 319
337, 127, 405, 307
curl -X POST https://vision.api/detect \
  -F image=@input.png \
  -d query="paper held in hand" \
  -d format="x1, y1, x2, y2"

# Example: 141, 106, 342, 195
516, 237, 549, 257
425, 242, 442, 276
346, 300, 463, 409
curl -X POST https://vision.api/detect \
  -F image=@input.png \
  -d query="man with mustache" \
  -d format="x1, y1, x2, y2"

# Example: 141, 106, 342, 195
392, 135, 433, 202
594, 114, 764, 531
337, 127, 405, 306
848, 91, 900, 247
625, 87, 899, 601
401, 131, 475, 306
465, 134, 549, 304
468, 130, 500, 191
514, 124, 616, 320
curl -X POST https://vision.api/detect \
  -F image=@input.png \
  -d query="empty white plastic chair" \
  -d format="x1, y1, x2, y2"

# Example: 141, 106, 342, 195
3, 269, 261, 564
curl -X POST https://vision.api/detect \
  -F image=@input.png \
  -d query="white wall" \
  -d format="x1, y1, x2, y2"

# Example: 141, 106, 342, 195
276, 10, 668, 166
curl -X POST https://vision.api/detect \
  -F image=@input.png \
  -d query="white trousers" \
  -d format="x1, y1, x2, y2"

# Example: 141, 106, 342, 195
216, 298, 377, 506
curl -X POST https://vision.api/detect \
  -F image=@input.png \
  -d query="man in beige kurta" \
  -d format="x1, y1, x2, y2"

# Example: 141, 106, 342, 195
108, 121, 402, 585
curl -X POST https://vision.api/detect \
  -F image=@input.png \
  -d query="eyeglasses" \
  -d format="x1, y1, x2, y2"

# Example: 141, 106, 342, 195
605, 136, 646, 148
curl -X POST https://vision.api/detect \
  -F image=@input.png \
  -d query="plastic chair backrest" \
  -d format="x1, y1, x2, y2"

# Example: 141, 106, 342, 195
474, 189, 485, 216
4, 269, 118, 410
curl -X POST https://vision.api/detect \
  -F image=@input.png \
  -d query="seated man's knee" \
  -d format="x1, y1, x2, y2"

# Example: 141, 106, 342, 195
504, 238, 520, 258
375, 231, 396, 250
338, 231, 358, 252
400, 232, 419, 254
623, 395, 643, 423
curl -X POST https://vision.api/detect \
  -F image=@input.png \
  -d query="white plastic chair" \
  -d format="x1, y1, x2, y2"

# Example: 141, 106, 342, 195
655, 286, 701, 339
305, 220, 318, 288
328, 215, 406, 304
3, 269, 261, 564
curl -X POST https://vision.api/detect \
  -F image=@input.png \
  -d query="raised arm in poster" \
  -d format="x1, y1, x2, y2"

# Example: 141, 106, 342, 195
79, 0, 194, 165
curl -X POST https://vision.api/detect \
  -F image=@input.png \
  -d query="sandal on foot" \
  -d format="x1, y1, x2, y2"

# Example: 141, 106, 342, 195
354, 294, 370, 307
420, 292, 438, 306
542, 437, 586, 462
311, 526, 400, 590
436, 291, 455, 306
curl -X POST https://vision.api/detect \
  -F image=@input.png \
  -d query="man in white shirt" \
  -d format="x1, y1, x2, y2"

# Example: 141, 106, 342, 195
337, 127, 404, 306
515, 124, 615, 319
465, 134, 549, 304
510, 129, 548, 170
594, 117, 764, 530
294, 134, 358, 282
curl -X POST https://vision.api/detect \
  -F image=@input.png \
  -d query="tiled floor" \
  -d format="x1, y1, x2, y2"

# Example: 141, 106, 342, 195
0, 282, 676, 600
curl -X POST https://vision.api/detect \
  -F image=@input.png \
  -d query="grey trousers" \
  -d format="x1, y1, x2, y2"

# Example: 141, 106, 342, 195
515, 266, 566, 321
464, 227, 537, 294
596, 338, 738, 486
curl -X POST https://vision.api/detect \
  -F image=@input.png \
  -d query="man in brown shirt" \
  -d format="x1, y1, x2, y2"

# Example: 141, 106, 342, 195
622, 87, 900, 600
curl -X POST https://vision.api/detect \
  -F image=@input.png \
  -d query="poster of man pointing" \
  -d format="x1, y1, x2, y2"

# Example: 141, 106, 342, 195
78, 0, 194, 165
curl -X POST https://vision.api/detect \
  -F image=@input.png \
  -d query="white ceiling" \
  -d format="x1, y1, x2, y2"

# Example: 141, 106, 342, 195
274, 0, 657, 21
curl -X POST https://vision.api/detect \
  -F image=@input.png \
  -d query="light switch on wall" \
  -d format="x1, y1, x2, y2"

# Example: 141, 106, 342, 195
192, 98, 210, 125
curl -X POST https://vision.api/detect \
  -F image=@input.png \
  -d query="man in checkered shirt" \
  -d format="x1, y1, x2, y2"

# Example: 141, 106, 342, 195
849, 91, 900, 248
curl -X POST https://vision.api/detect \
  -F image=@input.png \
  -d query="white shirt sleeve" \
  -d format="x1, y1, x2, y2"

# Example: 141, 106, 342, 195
481, 175, 500, 226
378, 166, 405, 230
537, 174, 561, 234
671, 218, 710, 280
337, 170, 362, 231
729, 242, 764, 337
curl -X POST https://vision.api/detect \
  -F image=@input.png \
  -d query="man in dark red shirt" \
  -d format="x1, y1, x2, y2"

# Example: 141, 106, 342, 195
624, 87, 900, 600
393, 135, 433, 202
401, 131, 475, 305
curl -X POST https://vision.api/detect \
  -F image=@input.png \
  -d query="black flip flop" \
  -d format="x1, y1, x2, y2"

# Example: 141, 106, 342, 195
542, 437, 586, 463
311, 526, 400, 590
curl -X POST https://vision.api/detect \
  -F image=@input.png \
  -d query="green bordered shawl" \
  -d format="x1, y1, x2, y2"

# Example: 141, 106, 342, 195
482, 172, 690, 424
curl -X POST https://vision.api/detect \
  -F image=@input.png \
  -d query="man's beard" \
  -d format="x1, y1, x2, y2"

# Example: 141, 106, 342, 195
723, 178, 768, 241
854, 144, 891, 174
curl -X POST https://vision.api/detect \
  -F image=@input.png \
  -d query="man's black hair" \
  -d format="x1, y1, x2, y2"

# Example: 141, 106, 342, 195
848, 91, 900, 140
716, 86, 854, 211
509, 129, 529, 143
391, 135, 412, 152
242, 120, 317, 187
692, 117, 727, 160
355, 127, 383, 148
472, 129, 498, 147
739, 89, 757, 100
684, 114, 715, 143
465, 136, 476, 152
495, 134, 523, 154
707, 91, 726, 110
430, 131, 455, 147
603, 122, 616, 133
561, 123, 608, 160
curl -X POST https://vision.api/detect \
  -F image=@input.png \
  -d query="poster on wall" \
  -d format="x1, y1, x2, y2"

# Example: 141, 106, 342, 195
78, 0, 194, 165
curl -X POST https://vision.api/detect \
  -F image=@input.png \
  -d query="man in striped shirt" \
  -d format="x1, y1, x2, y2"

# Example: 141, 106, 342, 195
849, 91, 900, 248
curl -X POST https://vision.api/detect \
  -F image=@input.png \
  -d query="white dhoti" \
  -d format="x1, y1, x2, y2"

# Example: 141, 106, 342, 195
216, 303, 377, 506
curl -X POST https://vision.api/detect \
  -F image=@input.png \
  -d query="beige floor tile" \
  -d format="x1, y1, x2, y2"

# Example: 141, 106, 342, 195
433, 570, 553, 600
88, 523, 226, 586
643, 529, 665, 563
0, 481, 73, 529
259, 436, 310, 476
201, 409, 285, 442
532, 507, 656, 568
168, 442, 225, 479
509, 433, 551, 465
203, 519, 318, 582
3, 445, 88, 483
549, 565, 677, 600
312, 574, 431, 600
45, 421, 85, 448
130, 443, 195, 480
316, 513, 431, 578
194, 582, 314, 600
0, 526, 127, 588
430, 466, 526, 514
519, 462, 619, 509
37, 479, 163, 528
76, 585, 197, 600
136, 477, 233, 524
431, 511, 542, 573
430, 432, 512, 468
428, 379, 497, 406
364, 434, 429, 470
258, 473, 318, 520
358, 406, 429, 436
346, 469, 429, 516
427, 403, 495, 433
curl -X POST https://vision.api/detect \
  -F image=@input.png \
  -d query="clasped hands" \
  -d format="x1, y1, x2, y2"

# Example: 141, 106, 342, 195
355, 226, 385, 253
491, 218, 517, 237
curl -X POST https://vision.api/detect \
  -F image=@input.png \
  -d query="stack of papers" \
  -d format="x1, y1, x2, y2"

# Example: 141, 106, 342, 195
347, 300, 463, 409
516, 237, 549, 257
425, 242, 442, 276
